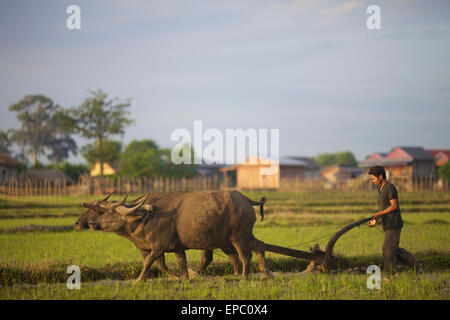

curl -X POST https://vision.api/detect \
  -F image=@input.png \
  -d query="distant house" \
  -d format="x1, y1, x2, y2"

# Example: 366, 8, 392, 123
219, 156, 321, 190
90, 161, 117, 176
285, 156, 321, 179
427, 149, 450, 167
366, 152, 388, 160
0, 153, 20, 184
19, 169, 72, 185
220, 156, 280, 190
359, 146, 436, 180
195, 162, 224, 177
321, 164, 363, 185
278, 157, 308, 180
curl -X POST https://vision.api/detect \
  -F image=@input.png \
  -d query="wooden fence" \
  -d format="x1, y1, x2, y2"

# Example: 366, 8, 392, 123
0, 175, 448, 198
0, 175, 222, 198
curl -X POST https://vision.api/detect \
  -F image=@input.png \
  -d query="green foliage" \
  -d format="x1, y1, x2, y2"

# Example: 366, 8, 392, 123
0, 130, 12, 154
69, 89, 133, 174
8, 95, 77, 165
47, 162, 89, 182
71, 89, 133, 141
119, 140, 197, 178
119, 140, 161, 178
81, 140, 122, 167
160, 146, 197, 179
437, 162, 450, 181
314, 151, 357, 168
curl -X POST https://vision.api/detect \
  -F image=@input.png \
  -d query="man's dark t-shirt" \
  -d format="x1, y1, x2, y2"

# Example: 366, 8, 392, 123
378, 181, 403, 231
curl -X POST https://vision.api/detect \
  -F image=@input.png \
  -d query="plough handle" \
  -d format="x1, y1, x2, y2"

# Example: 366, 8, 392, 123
324, 217, 373, 271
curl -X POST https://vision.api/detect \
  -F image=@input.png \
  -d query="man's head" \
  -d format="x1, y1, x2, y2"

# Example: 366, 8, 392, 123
368, 165, 386, 185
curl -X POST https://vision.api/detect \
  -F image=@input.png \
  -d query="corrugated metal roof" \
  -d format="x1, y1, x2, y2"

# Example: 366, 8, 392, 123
286, 156, 320, 169
359, 158, 412, 168
278, 156, 308, 166
396, 146, 434, 161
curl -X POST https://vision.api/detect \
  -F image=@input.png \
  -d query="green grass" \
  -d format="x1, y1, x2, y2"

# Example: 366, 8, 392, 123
0, 191, 449, 299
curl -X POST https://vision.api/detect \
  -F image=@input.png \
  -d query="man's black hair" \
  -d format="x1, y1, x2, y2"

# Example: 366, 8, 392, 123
368, 165, 386, 179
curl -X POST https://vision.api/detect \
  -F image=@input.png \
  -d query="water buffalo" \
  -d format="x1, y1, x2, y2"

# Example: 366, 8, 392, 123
75, 190, 272, 281
74, 193, 243, 277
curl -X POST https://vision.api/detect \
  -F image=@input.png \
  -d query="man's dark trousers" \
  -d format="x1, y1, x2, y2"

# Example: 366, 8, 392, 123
383, 228, 401, 274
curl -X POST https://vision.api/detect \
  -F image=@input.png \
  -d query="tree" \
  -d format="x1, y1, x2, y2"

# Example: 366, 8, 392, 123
334, 151, 357, 166
438, 162, 450, 182
8, 95, 77, 166
313, 153, 336, 168
119, 140, 162, 178
47, 161, 89, 182
313, 151, 357, 168
81, 140, 122, 169
0, 130, 12, 154
119, 140, 197, 179
71, 89, 133, 175
160, 144, 197, 179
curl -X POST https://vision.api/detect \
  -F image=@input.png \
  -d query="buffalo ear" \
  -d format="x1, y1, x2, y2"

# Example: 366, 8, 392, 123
142, 204, 154, 212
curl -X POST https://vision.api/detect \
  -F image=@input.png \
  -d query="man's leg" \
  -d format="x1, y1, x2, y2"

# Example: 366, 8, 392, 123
382, 228, 401, 274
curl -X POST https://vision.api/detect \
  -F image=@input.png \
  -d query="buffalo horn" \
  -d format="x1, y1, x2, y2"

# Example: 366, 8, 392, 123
81, 202, 108, 213
102, 192, 113, 202
111, 193, 129, 209
115, 194, 149, 215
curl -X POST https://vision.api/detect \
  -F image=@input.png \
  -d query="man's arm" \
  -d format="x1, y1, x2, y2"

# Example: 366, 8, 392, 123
372, 199, 398, 220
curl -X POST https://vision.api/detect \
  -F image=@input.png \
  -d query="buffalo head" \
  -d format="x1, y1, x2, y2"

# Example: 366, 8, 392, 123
74, 193, 152, 232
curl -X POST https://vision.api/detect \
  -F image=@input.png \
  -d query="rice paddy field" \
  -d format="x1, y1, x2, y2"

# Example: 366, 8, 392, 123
0, 190, 449, 300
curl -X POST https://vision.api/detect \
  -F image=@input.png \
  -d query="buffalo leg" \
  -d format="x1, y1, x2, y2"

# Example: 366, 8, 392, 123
175, 251, 189, 280
221, 247, 240, 276
141, 250, 178, 279
198, 250, 214, 274
232, 242, 252, 280
198, 248, 240, 275
136, 250, 163, 282
251, 239, 273, 279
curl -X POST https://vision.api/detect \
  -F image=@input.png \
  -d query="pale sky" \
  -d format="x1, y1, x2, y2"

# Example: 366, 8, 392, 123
1, 0, 449, 164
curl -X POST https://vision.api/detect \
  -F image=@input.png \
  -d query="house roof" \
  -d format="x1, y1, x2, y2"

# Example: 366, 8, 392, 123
321, 164, 363, 174
359, 158, 413, 168
393, 146, 434, 161
366, 152, 388, 160
360, 146, 434, 168
285, 156, 320, 169
195, 161, 226, 170
0, 153, 20, 167
427, 149, 450, 158
278, 156, 308, 166
19, 169, 72, 183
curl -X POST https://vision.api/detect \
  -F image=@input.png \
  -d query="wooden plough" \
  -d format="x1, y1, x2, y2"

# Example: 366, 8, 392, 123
263, 217, 373, 272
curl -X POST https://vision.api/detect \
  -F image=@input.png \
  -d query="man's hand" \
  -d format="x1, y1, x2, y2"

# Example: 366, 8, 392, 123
368, 219, 377, 227
372, 212, 382, 220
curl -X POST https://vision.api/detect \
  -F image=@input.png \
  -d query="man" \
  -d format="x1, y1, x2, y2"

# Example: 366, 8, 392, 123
367, 165, 404, 274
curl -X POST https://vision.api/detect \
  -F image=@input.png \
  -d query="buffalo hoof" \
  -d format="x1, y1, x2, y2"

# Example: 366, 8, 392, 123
134, 277, 150, 284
